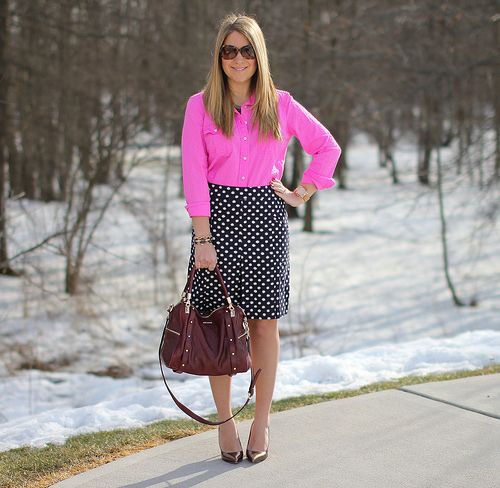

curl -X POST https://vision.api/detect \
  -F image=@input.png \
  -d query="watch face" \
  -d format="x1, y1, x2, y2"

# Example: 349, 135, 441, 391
296, 187, 307, 197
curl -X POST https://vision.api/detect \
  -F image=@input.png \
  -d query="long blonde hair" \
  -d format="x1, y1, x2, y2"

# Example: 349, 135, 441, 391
202, 13, 282, 142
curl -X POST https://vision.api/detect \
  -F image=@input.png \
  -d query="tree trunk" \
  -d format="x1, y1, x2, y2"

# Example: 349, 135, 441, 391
333, 119, 348, 190
288, 138, 302, 220
6, 122, 21, 196
493, 16, 500, 181
300, 0, 314, 231
436, 147, 469, 307
303, 190, 314, 232
0, 0, 15, 275
418, 129, 432, 185
494, 74, 500, 181
65, 258, 82, 295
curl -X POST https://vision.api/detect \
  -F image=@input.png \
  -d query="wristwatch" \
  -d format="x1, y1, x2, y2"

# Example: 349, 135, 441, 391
293, 185, 311, 202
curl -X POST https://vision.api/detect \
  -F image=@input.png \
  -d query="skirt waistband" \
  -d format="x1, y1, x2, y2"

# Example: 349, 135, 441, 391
208, 182, 274, 192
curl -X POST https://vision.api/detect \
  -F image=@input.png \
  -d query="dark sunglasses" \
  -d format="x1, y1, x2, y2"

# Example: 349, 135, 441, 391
220, 44, 256, 60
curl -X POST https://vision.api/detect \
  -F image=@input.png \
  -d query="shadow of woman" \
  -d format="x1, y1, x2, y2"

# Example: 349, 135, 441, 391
120, 454, 252, 488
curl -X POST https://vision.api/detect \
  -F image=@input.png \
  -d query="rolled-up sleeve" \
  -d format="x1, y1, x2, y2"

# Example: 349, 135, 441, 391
286, 93, 342, 190
181, 95, 211, 217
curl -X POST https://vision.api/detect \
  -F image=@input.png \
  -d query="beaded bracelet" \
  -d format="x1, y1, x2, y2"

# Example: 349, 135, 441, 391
194, 234, 213, 245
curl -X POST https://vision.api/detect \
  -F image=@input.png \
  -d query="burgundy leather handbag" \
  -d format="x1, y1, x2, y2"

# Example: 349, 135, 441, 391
158, 264, 261, 425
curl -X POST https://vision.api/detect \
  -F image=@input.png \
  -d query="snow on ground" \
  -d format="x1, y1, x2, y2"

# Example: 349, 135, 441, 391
0, 133, 499, 451
1, 329, 499, 452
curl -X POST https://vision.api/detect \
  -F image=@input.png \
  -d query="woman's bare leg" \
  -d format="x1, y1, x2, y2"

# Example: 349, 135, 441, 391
247, 318, 280, 451
209, 375, 241, 451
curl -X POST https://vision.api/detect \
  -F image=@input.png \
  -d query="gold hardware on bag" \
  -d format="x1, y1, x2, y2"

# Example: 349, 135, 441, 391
184, 292, 192, 314
237, 316, 249, 339
226, 296, 235, 315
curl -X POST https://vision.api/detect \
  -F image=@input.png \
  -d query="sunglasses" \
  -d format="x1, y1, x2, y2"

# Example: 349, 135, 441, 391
220, 44, 256, 60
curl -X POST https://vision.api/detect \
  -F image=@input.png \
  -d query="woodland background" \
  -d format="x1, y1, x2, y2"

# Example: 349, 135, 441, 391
0, 0, 499, 297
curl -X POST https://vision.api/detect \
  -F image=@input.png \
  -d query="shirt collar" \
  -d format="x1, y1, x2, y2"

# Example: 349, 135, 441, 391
243, 91, 256, 107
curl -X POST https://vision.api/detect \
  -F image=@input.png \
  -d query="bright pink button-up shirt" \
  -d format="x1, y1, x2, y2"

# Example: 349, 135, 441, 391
181, 89, 342, 217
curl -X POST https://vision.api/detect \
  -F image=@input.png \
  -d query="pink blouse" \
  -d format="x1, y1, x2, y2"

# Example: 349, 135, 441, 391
181, 89, 342, 217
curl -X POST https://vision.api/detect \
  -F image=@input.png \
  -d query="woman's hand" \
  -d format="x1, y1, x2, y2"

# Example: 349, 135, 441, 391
270, 178, 304, 207
194, 242, 217, 271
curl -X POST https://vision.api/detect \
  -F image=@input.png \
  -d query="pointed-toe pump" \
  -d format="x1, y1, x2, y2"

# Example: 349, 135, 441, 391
246, 421, 270, 464
218, 426, 244, 464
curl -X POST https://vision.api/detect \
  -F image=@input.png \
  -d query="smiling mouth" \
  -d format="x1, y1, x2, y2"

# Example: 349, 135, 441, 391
232, 67, 247, 71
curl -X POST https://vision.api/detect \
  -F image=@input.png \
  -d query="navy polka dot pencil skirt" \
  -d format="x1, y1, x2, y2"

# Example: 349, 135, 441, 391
187, 182, 290, 320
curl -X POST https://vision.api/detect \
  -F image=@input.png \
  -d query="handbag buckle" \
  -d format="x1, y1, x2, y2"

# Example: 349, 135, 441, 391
226, 296, 236, 317
238, 316, 249, 339
184, 292, 192, 314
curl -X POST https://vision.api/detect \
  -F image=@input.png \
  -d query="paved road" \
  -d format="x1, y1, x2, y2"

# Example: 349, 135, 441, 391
52, 373, 500, 488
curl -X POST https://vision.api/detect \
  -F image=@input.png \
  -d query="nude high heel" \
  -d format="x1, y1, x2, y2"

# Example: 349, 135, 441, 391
246, 420, 269, 463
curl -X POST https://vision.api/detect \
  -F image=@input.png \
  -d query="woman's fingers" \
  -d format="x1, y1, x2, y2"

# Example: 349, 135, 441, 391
270, 180, 286, 193
194, 245, 217, 270
272, 182, 289, 195
196, 261, 216, 269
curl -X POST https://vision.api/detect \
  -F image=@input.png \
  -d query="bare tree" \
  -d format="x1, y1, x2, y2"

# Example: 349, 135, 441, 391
0, 0, 15, 276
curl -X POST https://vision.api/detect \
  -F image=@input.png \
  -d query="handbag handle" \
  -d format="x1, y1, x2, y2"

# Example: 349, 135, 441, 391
182, 264, 230, 300
182, 264, 240, 317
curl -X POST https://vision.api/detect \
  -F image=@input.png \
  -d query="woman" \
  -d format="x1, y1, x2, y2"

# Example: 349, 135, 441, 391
181, 13, 341, 464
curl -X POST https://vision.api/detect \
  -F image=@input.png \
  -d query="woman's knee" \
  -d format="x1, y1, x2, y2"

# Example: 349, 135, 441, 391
248, 318, 279, 339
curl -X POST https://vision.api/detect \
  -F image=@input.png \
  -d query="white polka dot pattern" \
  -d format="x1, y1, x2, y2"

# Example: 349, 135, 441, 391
187, 182, 290, 320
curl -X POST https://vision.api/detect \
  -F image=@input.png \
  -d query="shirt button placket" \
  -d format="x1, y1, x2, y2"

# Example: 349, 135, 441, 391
240, 112, 249, 185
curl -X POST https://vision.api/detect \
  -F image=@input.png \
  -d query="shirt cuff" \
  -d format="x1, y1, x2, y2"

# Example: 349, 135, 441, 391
301, 169, 337, 191
185, 201, 211, 217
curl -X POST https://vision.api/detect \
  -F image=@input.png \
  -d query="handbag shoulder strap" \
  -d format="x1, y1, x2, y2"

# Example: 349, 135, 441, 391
165, 264, 261, 425
158, 346, 262, 426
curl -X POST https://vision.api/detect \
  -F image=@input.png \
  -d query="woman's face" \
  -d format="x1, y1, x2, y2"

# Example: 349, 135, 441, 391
220, 31, 257, 89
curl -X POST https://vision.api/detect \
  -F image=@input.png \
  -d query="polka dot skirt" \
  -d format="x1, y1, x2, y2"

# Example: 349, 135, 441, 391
187, 182, 290, 320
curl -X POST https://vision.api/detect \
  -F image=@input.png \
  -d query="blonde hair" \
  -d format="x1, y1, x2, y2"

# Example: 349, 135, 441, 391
202, 13, 282, 142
